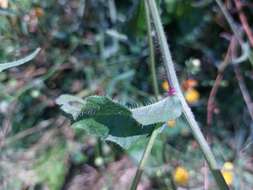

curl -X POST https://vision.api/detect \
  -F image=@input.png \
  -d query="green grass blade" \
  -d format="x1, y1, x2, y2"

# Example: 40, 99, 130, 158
0, 48, 41, 72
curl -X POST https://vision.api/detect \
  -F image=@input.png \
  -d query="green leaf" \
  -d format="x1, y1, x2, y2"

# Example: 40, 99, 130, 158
163, 116, 190, 137
106, 134, 148, 150
0, 48, 41, 72
74, 96, 153, 149
164, 0, 177, 14
131, 96, 182, 125
57, 95, 182, 149
56, 94, 86, 119
76, 96, 132, 119
34, 145, 67, 190
125, 0, 146, 36
127, 136, 164, 167
72, 119, 109, 138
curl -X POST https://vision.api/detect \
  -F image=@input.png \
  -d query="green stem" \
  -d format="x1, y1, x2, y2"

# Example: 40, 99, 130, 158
145, 0, 159, 99
146, 0, 229, 189
130, 126, 160, 190
130, 2, 160, 189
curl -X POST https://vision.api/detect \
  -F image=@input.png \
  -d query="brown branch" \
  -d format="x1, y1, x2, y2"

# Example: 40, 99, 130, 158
234, 0, 253, 47
204, 37, 235, 190
207, 73, 224, 127
207, 37, 235, 127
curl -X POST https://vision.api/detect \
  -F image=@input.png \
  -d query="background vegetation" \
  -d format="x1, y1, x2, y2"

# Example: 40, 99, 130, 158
0, 0, 253, 189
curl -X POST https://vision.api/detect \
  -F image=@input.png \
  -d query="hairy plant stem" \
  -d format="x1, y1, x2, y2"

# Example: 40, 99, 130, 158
146, 0, 229, 189
130, 126, 160, 190
130, 2, 160, 189
145, 1, 159, 99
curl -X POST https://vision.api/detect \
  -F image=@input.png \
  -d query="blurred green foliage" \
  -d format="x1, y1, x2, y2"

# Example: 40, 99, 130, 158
0, 0, 253, 189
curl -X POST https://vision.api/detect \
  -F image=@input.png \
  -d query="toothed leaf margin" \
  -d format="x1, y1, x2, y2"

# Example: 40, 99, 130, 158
56, 95, 182, 149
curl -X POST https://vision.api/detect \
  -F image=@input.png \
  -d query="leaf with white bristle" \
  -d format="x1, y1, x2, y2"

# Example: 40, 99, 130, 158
131, 96, 182, 125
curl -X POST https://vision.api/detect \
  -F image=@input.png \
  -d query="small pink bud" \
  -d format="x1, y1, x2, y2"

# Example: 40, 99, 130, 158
167, 87, 176, 96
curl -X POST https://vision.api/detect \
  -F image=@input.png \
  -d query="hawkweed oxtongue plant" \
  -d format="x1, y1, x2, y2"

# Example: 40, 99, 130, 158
143, 0, 229, 189
57, 0, 229, 189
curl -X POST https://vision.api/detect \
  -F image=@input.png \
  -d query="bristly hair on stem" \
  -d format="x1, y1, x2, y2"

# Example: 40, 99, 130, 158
146, 0, 229, 189
130, 1, 162, 189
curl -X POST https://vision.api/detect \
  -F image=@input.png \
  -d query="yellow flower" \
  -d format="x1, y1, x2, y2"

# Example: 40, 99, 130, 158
167, 120, 176, 128
185, 88, 200, 104
162, 81, 170, 91
222, 162, 234, 186
222, 171, 233, 186
173, 166, 189, 186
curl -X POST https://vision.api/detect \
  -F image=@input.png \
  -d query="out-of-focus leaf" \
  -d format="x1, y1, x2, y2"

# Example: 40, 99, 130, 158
106, 70, 135, 96
0, 48, 40, 72
125, 0, 146, 35
164, 0, 177, 14
128, 136, 164, 167
0, 9, 16, 16
162, 116, 189, 136
34, 145, 67, 190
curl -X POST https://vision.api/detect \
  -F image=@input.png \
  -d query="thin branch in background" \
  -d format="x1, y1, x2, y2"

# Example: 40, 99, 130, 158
234, 0, 253, 47
215, 0, 253, 121
229, 36, 253, 121
241, 2, 253, 8
215, 0, 242, 45
207, 73, 223, 127
204, 37, 234, 190
204, 72, 224, 190
234, 66, 253, 120
215, 0, 252, 66
207, 37, 235, 128
204, 36, 237, 189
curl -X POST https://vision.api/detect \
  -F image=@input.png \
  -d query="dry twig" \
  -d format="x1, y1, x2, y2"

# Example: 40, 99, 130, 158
234, 0, 253, 47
